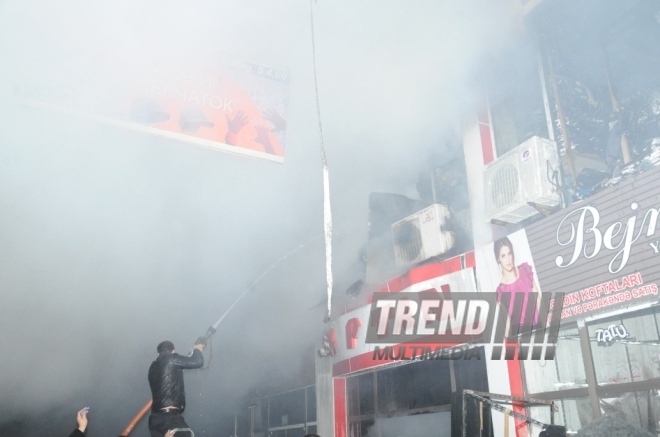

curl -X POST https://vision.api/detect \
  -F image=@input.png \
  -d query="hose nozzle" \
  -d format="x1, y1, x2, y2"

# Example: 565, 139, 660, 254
195, 326, 216, 346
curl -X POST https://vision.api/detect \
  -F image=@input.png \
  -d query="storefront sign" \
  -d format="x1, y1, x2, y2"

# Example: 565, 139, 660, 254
331, 256, 481, 376
595, 324, 630, 346
525, 166, 660, 323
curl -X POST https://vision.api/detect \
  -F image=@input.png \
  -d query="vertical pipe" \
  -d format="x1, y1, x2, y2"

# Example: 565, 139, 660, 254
304, 387, 308, 434
462, 391, 467, 437
249, 405, 255, 437
374, 372, 381, 437
550, 401, 555, 425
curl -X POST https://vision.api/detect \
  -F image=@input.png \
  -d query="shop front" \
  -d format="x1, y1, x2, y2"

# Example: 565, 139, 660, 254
327, 254, 490, 437
476, 165, 660, 435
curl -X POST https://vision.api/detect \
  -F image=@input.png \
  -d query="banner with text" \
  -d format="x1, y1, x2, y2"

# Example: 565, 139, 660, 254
524, 166, 660, 322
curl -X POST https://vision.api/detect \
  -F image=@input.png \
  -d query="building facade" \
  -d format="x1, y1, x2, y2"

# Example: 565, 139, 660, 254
317, 0, 660, 436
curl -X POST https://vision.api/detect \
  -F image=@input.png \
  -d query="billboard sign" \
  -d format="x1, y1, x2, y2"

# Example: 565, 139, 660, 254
477, 166, 660, 324
17, 53, 289, 162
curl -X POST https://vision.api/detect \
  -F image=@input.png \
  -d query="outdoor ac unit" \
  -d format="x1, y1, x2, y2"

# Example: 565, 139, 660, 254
484, 136, 561, 224
391, 204, 455, 268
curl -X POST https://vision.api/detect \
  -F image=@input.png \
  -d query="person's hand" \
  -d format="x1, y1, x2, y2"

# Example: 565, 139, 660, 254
254, 124, 275, 154
165, 430, 175, 437
225, 110, 249, 146
76, 407, 89, 432
226, 110, 249, 134
193, 343, 204, 352
263, 109, 287, 132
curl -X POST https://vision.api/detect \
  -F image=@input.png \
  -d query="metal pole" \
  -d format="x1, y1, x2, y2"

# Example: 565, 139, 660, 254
578, 319, 602, 419
550, 402, 555, 425
304, 388, 308, 434
462, 390, 467, 437
249, 405, 255, 437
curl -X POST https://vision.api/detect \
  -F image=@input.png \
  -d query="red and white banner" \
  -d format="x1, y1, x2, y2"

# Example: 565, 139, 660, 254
330, 254, 477, 376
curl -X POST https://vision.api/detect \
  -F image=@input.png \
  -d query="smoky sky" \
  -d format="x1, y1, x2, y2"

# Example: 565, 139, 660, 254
0, 0, 521, 435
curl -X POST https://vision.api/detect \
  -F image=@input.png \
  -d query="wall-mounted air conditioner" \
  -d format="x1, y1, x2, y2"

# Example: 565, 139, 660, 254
484, 136, 561, 224
391, 204, 455, 268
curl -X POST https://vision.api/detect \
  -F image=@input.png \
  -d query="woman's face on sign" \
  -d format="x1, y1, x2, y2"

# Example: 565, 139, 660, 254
498, 245, 514, 272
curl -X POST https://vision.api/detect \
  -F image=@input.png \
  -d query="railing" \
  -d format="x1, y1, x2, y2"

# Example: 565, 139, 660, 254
458, 389, 566, 437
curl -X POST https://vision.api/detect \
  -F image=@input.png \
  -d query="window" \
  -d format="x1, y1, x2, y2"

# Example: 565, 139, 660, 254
376, 359, 452, 413
269, 390, 306, 426
528, 397, 593, 436
524, 325, 587, 394
252, 385, 317, 436
346, 351, 489, 436
588, 311, 660, 385
453, 347, 489, 393
523, 307, 660, 434
484, 38, 549, 157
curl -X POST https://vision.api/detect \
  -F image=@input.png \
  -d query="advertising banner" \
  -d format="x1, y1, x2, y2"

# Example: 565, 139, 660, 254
330, 257, 480, 375
17, 53, 289, 162
477, 166, 660, 324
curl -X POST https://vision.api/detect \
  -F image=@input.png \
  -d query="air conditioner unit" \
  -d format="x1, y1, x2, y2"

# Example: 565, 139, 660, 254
484, 136, 561, 224
391, 204, 455, 268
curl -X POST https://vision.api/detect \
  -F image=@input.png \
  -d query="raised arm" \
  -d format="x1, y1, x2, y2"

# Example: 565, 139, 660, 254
171, 346, 204, 369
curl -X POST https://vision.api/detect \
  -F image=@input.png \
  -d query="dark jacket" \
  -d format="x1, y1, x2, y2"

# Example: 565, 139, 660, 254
68, 429, 84, 437
148, 350, 204, 412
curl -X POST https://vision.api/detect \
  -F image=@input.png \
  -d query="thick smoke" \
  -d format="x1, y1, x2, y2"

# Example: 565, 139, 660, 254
0, 0, 520, 435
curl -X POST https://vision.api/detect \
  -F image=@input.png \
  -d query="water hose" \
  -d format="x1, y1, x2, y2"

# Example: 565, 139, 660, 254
118, 235, 322, 436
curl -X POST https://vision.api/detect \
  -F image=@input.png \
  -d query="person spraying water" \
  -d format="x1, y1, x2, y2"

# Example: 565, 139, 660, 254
147, 341, 205, 437
119, 233, 327, 436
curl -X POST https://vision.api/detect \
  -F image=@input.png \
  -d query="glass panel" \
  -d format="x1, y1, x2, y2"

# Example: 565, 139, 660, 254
306, 385, 317, 422
347, 376, 360, 417
359, 419, 375, 436
358, 372, 375, 415
285, 427, 306, 437
348, 419, 374, 437
589, 310, 660, 386
453, 347, 489, 393
377, 359, 452, 414
589, 317, 632, 385
528, 397, 592, 436
600, 390, 660, 433
523, 326, 587, 393
268, 389, 306, 427
368, 412, 451, 437
349, 421, 360, 437
347, 373, 376, 417
376, 367, 394, 414
485, 38, 548, 156
621, 313, 660, 382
